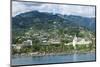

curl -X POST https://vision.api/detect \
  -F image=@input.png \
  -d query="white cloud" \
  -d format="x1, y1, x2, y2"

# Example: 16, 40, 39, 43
12, 1, 95, 17
12, 1, 41, 17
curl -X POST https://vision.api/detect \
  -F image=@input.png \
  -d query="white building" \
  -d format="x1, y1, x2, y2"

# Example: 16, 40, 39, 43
72, 35, 91, 45
64, 35, 92, 47
23, 39, 32, 46
48, 39, 60, 44
12, 40, 32, 50
12, 44, 22, 50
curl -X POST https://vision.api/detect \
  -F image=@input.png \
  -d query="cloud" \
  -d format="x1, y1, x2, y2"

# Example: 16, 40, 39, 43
12, 1, 95, 17
12, 1, 42, 17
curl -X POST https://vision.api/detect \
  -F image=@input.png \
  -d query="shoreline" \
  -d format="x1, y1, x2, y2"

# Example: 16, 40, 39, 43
12, 50, 95, 57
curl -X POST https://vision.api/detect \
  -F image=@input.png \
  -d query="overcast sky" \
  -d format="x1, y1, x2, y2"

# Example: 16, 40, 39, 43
12, 1, 95, 17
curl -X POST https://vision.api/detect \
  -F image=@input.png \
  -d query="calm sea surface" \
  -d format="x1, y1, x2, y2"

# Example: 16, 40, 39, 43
12, 52, 96, 65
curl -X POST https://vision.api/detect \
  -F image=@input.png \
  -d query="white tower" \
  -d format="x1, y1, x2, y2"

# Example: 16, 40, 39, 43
73, 35, 77, 49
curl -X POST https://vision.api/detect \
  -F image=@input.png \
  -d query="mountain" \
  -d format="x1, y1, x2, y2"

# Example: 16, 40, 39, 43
12, 11, 95, 31
62, 15, 95, 31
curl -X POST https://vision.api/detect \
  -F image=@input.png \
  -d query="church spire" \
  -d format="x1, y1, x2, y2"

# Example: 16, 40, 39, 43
73, 34, 77, 50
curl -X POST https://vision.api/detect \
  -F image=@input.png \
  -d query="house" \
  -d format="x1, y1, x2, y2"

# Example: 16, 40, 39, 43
22, 39, 32, 46
48, 39, 61, 44
12, 39, 32, 50
12, 44, 22, 50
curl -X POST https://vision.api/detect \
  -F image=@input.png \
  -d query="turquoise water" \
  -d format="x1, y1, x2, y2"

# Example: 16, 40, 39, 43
12, 52, 96, 65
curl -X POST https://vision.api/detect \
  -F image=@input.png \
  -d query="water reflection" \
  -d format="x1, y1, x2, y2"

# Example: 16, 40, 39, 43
73, 52, 77, 61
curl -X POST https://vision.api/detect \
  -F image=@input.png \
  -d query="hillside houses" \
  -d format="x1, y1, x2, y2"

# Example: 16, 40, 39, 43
12, 33, 93, 51
12, 39, 32, 50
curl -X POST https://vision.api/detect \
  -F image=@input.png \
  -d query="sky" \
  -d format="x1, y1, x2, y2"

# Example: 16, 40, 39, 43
12, 1, 95, 17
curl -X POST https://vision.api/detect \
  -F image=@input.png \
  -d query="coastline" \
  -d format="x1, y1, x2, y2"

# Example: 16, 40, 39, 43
12, 50, 95, 57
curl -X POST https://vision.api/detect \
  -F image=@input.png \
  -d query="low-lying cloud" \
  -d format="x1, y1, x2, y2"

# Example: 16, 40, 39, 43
12, 1, 95, 17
